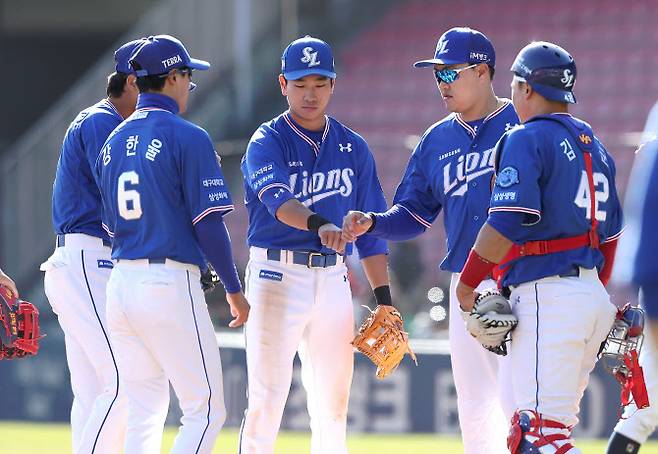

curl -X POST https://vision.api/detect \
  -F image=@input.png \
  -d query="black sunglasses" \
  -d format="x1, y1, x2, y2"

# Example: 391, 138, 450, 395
158, 68, 194, 79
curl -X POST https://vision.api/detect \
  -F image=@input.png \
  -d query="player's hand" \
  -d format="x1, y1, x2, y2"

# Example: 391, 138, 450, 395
0, 269, 18, 298
342, 211, 372, 242
226, 291, 250, 328
318, 223, 347, 254
456, 280, 478, 312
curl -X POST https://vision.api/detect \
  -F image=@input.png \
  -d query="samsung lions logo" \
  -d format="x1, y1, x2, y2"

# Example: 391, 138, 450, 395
289, 168, 354, 206
561, 69, 575, 88
436, 39, 450, 55
301, 47, 320, 67
443, 147, 496, 196
496, 166, 519, 188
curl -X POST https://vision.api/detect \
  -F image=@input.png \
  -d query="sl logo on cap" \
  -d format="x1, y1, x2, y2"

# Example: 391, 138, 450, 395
579, 133, 592, 144
436, 39, 450, 55
301, 47, 320, 67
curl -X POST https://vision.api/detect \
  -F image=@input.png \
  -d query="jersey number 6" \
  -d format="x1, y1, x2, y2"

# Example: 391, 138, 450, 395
117, 171, 143, 220
573, 171, 609, 221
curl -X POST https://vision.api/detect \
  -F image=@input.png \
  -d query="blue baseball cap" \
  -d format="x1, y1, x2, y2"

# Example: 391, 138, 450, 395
281, 36, 336, 80
114, 38, 146, 74
129, 35, 210, 77
414, 27, 495, 68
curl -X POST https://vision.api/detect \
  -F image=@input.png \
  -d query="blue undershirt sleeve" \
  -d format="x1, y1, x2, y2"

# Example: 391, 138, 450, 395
194, 211, 242, 293
369, 204, 427, 241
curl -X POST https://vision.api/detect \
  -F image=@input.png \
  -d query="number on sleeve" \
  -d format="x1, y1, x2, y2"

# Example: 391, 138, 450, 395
117, 171, 143, 220
574, 171, 609, 221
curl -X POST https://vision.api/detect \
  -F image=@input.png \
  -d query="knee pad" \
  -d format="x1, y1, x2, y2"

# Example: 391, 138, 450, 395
507, 410, 575, 454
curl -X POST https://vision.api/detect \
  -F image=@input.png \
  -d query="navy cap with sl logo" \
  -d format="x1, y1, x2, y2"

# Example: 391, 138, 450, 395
114, 38, 147, 74
414, 27, 496, 68
129, 35, 210, 77
281, 36, 336, 80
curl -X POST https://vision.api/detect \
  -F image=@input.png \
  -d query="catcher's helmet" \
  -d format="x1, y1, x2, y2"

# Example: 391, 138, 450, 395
511, 41, 577, 104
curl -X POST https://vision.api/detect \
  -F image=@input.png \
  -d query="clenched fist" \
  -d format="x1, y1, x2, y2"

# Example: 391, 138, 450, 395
342, 210, 373, 242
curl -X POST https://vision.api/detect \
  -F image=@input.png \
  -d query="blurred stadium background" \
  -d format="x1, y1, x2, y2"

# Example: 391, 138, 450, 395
2, 0, 658, 450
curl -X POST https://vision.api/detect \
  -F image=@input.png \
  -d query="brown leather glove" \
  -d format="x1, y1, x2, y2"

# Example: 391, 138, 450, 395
352, 305, 417, 379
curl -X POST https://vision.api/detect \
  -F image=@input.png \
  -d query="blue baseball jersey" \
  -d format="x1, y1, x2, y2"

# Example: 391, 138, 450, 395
96, 93, 234, 267
393, 100, 519, 272
52, 99, 123, 241
241, 111, 388, 257
489, 113, 623, 287
615, 139, 658, 288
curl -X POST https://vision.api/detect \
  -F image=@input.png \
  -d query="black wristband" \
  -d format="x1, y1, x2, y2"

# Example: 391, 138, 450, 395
366, 212, 377, 233
373, 285, 393, 306
307, 213, 331, 232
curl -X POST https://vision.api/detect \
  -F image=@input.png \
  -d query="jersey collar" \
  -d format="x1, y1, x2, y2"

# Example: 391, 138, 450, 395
282, 111, 330, 155
135, 93, 180, 115
455, 98, 511, 137
102, 99, 124, 120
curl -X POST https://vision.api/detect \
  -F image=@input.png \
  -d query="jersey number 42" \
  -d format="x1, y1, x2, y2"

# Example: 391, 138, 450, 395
573, 171, 609, 221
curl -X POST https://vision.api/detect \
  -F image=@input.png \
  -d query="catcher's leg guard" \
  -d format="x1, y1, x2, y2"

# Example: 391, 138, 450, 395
507, 410, 575, 453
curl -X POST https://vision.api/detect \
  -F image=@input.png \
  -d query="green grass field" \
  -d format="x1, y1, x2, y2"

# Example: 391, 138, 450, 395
2, 422, 658, 453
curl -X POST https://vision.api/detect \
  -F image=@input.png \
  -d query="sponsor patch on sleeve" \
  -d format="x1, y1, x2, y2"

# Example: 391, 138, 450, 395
492, 191, 517, 202
259, 269, 283, 281
496, 166, 519, 188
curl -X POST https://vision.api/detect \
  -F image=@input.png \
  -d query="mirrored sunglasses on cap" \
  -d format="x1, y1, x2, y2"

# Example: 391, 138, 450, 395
434, 64, 477, 84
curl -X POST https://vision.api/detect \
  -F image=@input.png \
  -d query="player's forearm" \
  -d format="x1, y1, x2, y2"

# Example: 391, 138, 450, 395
275, 199, 324, 231
369, 205, 426, 241
473, 222, 514, 264
361, 254, 395, 306
360, 254, 390, 290
459, 222, 513, 290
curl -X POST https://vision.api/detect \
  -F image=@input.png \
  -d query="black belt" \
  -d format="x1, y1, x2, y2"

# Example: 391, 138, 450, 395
502, 266, 581, 297
266, 249, 338, 268
57, 234, 111, 248
558, 266, 580, 278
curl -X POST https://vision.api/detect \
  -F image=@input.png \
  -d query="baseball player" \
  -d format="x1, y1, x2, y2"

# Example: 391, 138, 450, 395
607, 139, 658, 454
39, 38, 144, 454
239, 36, 390, 454
456, 41, 622, 452
0, 267, 18, 297
342, 27, 518, 453
96, 35, 249, 453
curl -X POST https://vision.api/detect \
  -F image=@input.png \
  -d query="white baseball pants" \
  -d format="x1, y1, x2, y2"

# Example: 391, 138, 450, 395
500, 267, 616, 450
41, 233, 126, 454
106, 259, 226, 454
449, 274, 509, 454
239, 247, 354, 454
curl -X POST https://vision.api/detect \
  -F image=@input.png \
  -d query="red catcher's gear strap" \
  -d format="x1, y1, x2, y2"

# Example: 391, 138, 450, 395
507, 410, 574, 454
618, 349, 649, 411
497, 152, 600, 279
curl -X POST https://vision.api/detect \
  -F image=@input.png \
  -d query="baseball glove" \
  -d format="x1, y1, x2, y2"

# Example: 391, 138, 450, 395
200, 263, 220, 294
461, 288, 517, 356
0, 285, 40, 360
352, 305, 417, 379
